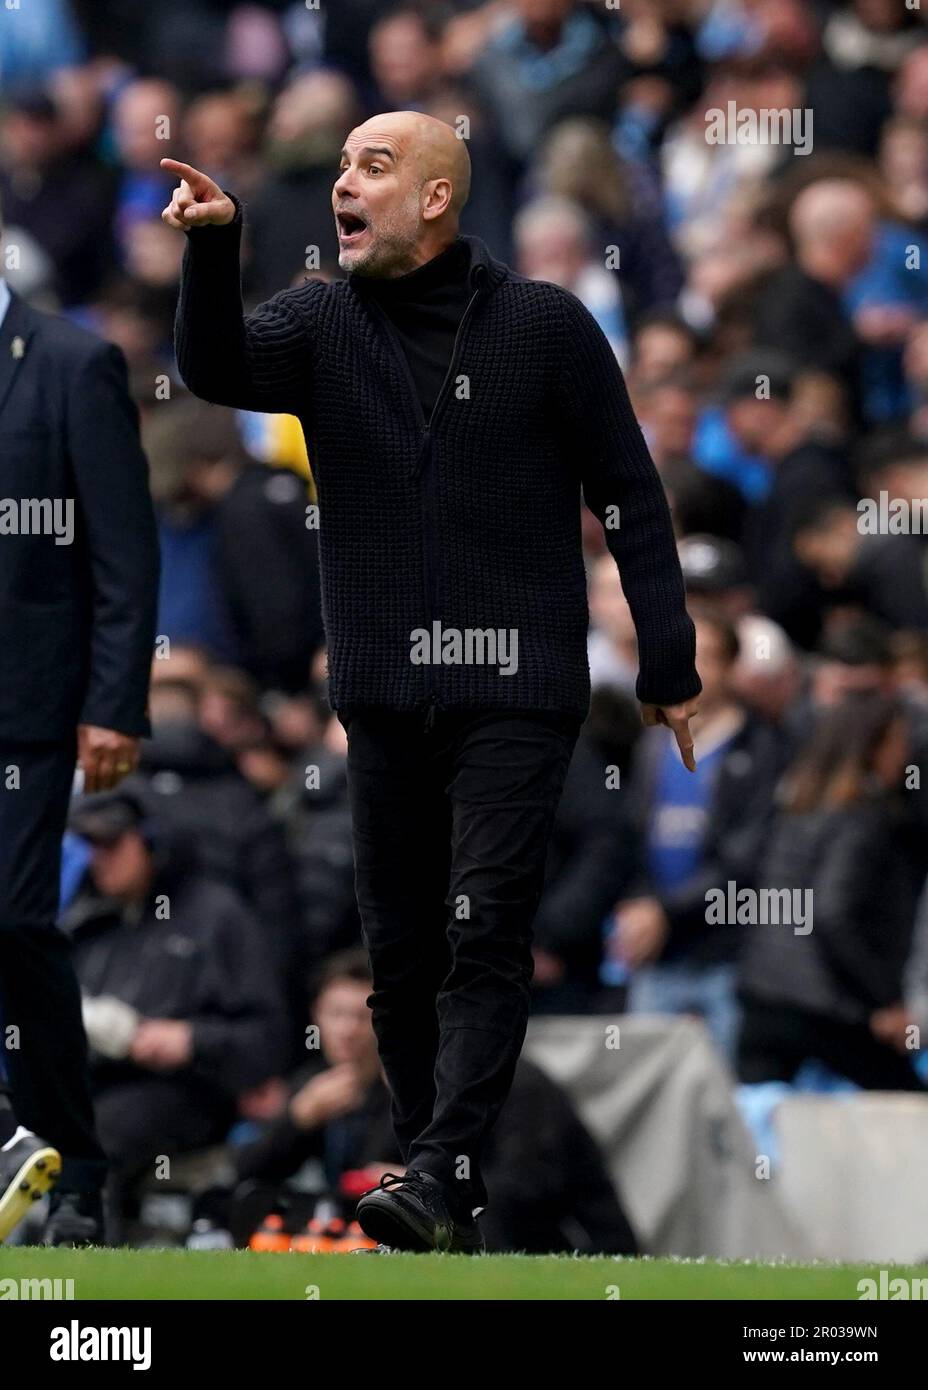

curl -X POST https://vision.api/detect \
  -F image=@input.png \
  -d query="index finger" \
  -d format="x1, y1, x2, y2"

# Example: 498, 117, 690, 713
668, 715, 696, 773
159, 157, 208, 190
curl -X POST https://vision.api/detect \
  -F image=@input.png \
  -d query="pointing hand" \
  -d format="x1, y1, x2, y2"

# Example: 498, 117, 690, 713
160, 158, 235, 229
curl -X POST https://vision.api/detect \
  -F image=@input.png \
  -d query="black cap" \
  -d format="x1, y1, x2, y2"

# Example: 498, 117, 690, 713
678, 534, 747, 592
69, 788, 146, 846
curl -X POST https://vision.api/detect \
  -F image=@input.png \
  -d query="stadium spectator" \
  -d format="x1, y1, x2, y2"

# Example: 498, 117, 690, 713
110, 79, 182, 266
629, 309, 701, 391
586, 553, 638, 696
182, 89, 264, 204
753, 179, 874, 413
471, 0, 623, 168
532, 117, 685, 320
794, 498, 928, 632
636, 372, 746, 539
0, 86, 115, 305
807, 0, 922, 156
731, 614, 804, 729
197, 666, 270, 754
609, 613, 784, 1060
677, 534, 755, 623
737, 693, 926, 1090
369, 7, 448, 110
145, 397, 323, 685
514, 194, 629, 363
244, 71, 358, 300
722, 350, 855, 647
661, 62, 785, 261
64, 786, 286, 1240
137, 682, 301, 998
611, 0, 703, 162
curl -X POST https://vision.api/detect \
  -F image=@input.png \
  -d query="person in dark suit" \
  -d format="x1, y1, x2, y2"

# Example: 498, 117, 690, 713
0, 194, 160, 1246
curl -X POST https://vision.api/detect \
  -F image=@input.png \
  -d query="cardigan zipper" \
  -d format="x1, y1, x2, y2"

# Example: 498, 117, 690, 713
364, 269, 488, 721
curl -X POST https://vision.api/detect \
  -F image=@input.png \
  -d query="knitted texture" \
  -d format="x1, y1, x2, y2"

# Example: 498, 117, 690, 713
175, 207, 700, 717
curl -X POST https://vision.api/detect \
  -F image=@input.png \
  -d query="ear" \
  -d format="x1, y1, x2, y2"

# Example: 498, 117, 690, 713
422, 177, 453, 222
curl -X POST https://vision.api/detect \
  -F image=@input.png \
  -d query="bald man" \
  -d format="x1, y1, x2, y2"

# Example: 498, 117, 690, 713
755, 177, 874, 409
163, 112, 700, 1254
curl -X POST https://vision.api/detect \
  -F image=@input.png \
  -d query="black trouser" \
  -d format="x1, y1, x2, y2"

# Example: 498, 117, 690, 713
737, 995, 927, 1091
341, 704, 581, 1216
0, 738, 108, 1192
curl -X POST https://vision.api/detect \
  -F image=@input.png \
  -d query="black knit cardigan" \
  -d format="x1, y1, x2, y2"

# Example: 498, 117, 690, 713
175, 205, 700, 719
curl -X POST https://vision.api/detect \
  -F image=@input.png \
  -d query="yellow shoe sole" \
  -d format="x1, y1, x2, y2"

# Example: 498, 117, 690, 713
0, 1146, 62, 1244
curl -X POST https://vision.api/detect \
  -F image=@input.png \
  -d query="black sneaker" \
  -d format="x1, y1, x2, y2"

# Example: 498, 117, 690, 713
44, 1187, 105, 1247
356, 1170, 485, 1254
0, 1128, 62, 1243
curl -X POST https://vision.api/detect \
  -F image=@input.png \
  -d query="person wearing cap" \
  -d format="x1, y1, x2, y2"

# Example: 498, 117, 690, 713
677, 532, 754, 623
0, 191, 159, 1247
0, 86, 116, 307
61, 784, 285, 1241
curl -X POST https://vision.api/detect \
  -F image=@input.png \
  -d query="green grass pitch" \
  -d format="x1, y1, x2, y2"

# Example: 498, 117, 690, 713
2, 1248, 926, 1300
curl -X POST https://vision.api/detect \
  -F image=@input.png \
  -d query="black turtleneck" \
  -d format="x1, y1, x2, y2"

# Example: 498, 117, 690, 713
348, 237, 473, 423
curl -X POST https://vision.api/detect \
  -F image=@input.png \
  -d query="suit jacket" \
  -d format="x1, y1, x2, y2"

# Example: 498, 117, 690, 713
0, 289, 159, 741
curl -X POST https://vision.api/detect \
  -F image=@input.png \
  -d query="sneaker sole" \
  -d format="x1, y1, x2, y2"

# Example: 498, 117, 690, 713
355, 1192, 447, 1253
0, 1147, 62, 1243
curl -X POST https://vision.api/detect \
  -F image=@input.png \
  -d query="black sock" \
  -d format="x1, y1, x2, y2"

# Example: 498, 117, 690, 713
0, 1092, 18, 1146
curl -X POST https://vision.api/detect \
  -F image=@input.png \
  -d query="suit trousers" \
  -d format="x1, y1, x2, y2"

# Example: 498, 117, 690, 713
0, 738, 108, 1192
340, 704, 582, 1216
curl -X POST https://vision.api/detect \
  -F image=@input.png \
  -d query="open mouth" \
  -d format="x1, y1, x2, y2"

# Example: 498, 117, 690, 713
336, 210, 370, 246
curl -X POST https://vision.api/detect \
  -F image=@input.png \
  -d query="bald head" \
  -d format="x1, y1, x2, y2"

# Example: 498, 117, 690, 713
333, 111, 471, 276
790, 180, 873, 244
399, 111, 471, 215
789, 179, 875, 286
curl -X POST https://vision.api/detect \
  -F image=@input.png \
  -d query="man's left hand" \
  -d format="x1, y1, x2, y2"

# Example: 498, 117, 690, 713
77, 725, 140, 792
640, 699, 699, 771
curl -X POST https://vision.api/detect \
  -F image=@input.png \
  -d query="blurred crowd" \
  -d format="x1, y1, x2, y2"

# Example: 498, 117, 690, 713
6, 0, 928, 1249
